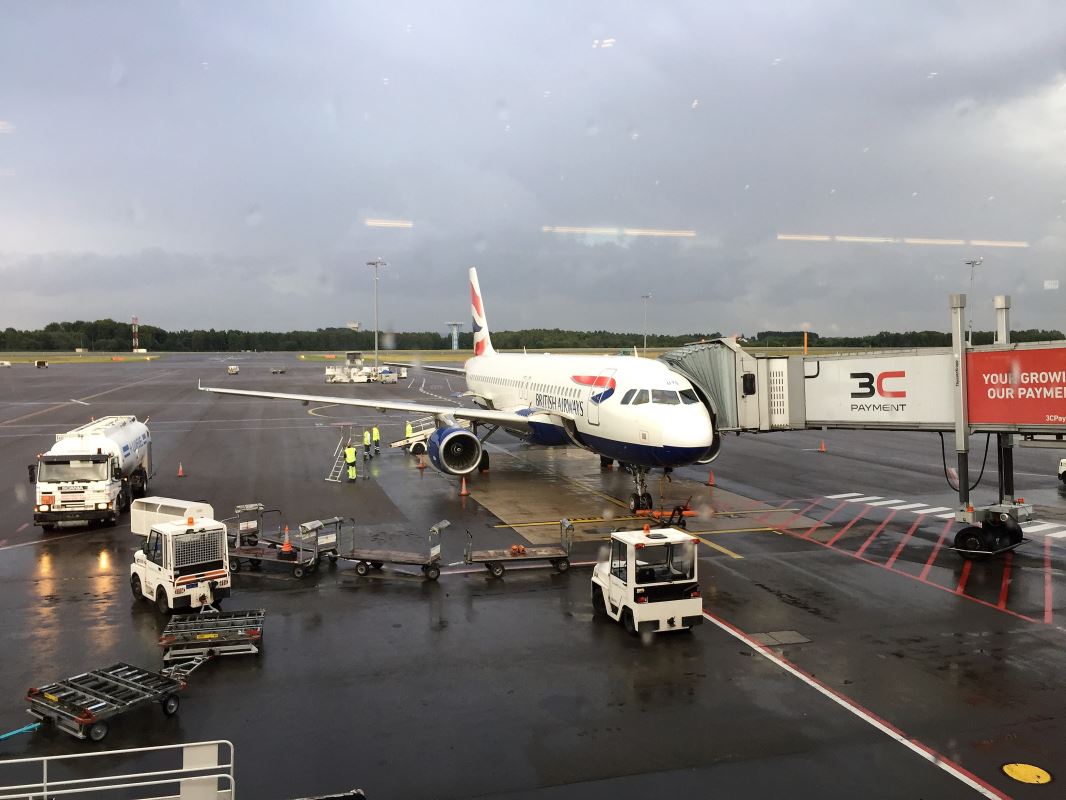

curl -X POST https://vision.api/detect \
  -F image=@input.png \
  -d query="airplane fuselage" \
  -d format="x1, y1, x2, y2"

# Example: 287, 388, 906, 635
463, 352, 714, 468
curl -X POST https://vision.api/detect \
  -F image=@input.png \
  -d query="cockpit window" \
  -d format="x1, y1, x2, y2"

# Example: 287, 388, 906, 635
651, 390, 680, 405
679, 389, 700, 405
620, 389, 636, 405
631, 389, 650, 405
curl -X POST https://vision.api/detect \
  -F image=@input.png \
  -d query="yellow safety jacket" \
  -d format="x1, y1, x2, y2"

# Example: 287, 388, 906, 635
405, 422, 413, 438
344, 446, 357, 464
363, 431, 371, 446
372, 426, 380, 442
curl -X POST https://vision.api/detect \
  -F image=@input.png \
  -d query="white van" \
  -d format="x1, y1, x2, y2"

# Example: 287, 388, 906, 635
131, 496, 215, 537
227, 365, 240, 375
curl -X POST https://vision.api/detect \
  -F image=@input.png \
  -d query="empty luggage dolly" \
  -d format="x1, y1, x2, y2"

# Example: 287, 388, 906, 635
26, 663, 185, 742
339, 520, 448, 580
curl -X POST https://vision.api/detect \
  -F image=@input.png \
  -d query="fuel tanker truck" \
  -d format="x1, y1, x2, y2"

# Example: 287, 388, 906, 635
30, 416, 153, 530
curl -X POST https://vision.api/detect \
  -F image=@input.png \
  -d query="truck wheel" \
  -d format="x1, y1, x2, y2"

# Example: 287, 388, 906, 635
293, 565, 307, 579
622, 609, 637, 636
424, 565, 441, 581
161, 694, 180, 716
88, 721, 109, 742
130, 574, 143, 600
553, 558, 570, 573
327, 553, 338, 565
355, 561, 370, 577
489, 562, 505, 578
156, 589, 172, 615
228, 557, 241, 573
591, 586, 606, 616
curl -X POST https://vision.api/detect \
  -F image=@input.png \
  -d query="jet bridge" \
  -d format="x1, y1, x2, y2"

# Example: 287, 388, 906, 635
661, 294, 1066, 558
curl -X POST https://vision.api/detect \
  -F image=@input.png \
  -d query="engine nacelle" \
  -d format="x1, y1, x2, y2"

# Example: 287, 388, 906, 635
427, 427, 482, 475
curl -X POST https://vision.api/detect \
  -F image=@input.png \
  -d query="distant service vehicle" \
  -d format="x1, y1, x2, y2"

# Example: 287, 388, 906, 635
202, 268, 719, 512
130, 515, 231, 614
227, 365, 240, 375
30, 416, 153, 530
35, 360, 48, 368
0, 360, 11, 367
1059, 458, 1066, 484
271, 367, 286, 374
591, 527, 703, 635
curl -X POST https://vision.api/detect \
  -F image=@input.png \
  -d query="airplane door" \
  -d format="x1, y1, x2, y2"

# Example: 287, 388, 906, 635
586, 368, 616, 426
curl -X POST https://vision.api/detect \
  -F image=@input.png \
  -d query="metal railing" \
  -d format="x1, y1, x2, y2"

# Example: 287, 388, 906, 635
0, 739, 234, 799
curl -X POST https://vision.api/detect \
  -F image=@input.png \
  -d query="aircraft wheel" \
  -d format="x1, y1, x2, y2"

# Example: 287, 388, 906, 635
640, 493, 653, 510
629, 494, 641, 513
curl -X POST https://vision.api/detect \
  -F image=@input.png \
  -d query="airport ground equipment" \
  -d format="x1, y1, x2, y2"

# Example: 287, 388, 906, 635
34, 360, 47, 368
636, 503, 696, 529
1059, 458, 1066, 484
26, 663, 184, 742
327, 425, 359, 482
131, 495, 215, 536
222, 502, 320, 578
271, 366, 287, 374
29, 415, 153, 530
660, 293, 1066, 559
130, 516, 231, 613
227, 364, 239, 374
591, 525, 703, 635
159, 609, 267, 680
339, 519, 448, 580
465, 519, 573, 578
325, 351, 371, 383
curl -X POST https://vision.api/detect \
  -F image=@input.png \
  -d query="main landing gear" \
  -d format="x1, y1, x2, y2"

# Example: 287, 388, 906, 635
627, 466, 653, 512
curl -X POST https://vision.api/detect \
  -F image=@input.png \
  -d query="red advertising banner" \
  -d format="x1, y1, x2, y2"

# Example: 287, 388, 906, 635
967, 347, 1066, 425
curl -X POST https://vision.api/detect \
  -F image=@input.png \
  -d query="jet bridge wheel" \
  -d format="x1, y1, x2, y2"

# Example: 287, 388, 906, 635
953, 526, 988, 559
984, 517, 1023, 546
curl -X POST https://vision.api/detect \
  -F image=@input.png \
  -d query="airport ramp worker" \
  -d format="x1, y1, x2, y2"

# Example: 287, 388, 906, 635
344, 443, 358, 482
405, 420, 413, 439
363, 428, 372, 460
372, 425, 381, 455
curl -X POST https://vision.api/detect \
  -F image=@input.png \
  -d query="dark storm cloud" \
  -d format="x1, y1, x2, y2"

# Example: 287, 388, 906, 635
0, 1, 1063, 336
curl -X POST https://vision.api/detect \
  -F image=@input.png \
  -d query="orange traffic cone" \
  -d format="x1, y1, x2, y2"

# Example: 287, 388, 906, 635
459, 476, 470, 497
706, 470, 715, 486
177, 462, 185, 478
417, 454, 426, 470
281, 525, 294, 553
818, 440, 826, 453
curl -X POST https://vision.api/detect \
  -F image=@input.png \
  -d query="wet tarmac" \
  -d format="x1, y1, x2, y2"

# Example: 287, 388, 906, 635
1, 353, 1064, 798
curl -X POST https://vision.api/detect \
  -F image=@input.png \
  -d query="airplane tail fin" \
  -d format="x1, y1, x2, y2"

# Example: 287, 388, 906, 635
469, 267, 495, 356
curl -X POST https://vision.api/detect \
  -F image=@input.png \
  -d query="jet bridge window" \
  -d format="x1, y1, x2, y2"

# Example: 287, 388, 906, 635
651, 390, 680, 405
620, 389, 637, 405
679, 389, 700, 405
631, 390, 650, 405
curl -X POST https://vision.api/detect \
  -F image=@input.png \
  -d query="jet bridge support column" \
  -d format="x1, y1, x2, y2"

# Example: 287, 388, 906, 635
950, 294, 970, 510
995, 295, 1015, 504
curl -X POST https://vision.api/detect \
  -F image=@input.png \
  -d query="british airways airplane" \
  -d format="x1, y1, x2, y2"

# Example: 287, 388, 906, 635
200, 268, 719, 511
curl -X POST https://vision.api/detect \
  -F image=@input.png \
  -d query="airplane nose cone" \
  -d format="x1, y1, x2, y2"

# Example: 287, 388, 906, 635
661, 405, 715, 462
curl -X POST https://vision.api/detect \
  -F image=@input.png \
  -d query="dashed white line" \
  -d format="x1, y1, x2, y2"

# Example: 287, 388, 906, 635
935, 512, 956, 519
866, 499, 904, 507
916, 506, 951, 515
887, 503, 927, 512
846, 496, 884, 503
1021, 522, 1064, 533
825, 492, 863, 499
1048, 531, 1066, 540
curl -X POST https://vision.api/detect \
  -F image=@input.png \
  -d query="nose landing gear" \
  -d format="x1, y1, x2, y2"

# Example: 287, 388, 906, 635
628, 466, 653, 512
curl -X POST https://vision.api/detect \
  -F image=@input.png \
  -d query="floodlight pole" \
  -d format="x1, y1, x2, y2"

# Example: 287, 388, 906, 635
366, 258, 388, 374
641, 294, 652, 353
964, 257, 982, 344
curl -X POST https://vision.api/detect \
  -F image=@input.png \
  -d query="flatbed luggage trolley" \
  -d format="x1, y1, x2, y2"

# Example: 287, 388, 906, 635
26, 663, 184, 742
159, 608, 267, 680
465, 519, 574, 578
223, 503, 319, 579
342, 519, 448, 580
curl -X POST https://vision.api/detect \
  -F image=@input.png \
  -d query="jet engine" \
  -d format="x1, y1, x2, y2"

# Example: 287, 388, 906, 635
427, 426, 482, 475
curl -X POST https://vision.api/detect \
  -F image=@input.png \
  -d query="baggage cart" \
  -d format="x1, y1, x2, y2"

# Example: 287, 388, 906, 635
465, 520, 574, 578
26, 663, 184, 742
222, 503, 319, 578
338, 520, 448, 581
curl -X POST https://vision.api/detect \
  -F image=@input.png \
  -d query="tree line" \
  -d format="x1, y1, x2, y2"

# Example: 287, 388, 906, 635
1, 320, 1062, 352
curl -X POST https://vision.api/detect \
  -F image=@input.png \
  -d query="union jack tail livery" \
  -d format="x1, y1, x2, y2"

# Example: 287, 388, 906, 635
470, 267, 495, 356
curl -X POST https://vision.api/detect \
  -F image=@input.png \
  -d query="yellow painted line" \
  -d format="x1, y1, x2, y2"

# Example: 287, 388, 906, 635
308, 404, 338, 417
697, 537, 743, 559
1001, 763, 1051, 784
687, 527, 775, 535
711, 509, 799, 516
493, 515, 643, 529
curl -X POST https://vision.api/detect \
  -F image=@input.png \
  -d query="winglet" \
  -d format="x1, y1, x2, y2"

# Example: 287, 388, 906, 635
469, 267, 495, 356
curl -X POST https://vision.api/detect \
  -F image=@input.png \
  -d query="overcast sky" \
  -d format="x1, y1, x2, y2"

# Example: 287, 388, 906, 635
1, 1, 1064, 337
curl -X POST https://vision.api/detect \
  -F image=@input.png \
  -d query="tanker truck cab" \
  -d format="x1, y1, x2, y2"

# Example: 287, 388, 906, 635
131, 516, 230, 614
592, 528, 703, 635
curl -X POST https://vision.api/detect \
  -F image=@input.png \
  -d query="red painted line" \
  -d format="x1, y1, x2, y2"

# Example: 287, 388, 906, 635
855, 510, 898, 558
825, 506, 869, 547
919, 519, 954, 582
803, 500, 848, 538
701, 608, 1012, 798
16, 523, 29, 533
1045, 537, 1054, 625
955, 559, 973, 595
996, 552, 1013, 609
886, 515, 925, 569
775, 523, 1040, 625
777, 498, 823, 530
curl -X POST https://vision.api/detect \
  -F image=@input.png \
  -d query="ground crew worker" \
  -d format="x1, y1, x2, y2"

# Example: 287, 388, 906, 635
363, 428, 372, 461
372, 425, 381, 455
344, 443, 358, 482
405, 420, 413, 439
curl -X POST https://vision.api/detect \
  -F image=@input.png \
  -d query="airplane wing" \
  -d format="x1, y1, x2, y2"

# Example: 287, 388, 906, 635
385, 360, 466, 376
198, 384, 557, 432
